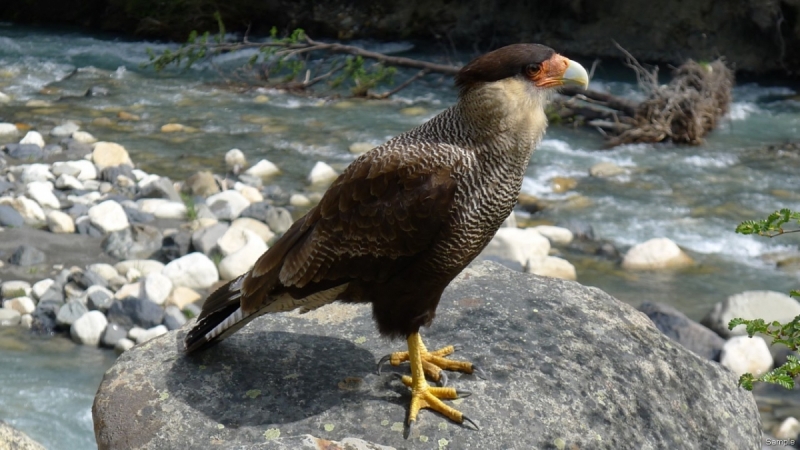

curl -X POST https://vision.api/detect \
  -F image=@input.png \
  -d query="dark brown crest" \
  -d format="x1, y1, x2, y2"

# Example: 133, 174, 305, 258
454, 44, 556, 93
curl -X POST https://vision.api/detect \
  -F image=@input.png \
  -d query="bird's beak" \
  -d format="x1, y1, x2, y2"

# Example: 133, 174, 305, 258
533, 54, 590, 90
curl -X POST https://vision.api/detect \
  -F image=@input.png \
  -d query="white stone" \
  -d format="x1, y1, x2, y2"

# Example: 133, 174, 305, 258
4, 296, 35, 314
71, 131, 96, 144
589, 162, 627, 178
0, 309, 21, 326
88, 200, 129, 233
136, 198, 187, 220
234, 182, 263, 203
244, 159, 280, 178
31, 279, 54, 300
308, 161, 338, 185
136, 325, 168, 344
528, 256, 577, 281
289, 194, 311, 207
132, 169, 148, 181
229, 217, 274, 243
115, 260, 165, 278
0, 92, 9, 103
92, 141, 133, 170
114, 281, 142, 300
55, 160, 97, 180
70, 310, 108, 346
20, 314, 33, 328
13, 196, 46, 224
225, 149, 247, 173
55, 173, 84, 190
0, 123, 18, 135
720, 335, 773, 378
27, 181, 60, 209
126, 268, 142, 283
167, 286, 202, 309
349, 142, 374, 154
218, 230, 268, 280
114, 338, 135, 354
88, 263, 119, 281
127, 327, 146, 342
532, 225, 574, 245
206, 190, 250, 220
46, 210, 75, 234
162, 253, 220, 290
19, 131, 45, 148
137, 174, 160, 189
21, 164, 53, 183
704, 290, 800, 338
141, 272, 173, 305
51, 122, 80, 137
622, 237, 694, 270
67, 191, 102, 205
482, 227, 551, 268
1, 281, 32, 299
775, 417, 800, 441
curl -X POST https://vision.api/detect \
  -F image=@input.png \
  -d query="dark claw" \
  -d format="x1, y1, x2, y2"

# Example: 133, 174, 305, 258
377, 354, 391, 374
404, 419, 416, 439
452, 344, 463, 352
472, 364, 488, 380
462, 415, 480, 431
437, 371, 449, 387
457, 390, 472, 399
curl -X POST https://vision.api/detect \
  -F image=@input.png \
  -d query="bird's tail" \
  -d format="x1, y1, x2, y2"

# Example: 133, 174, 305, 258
184, 276, 255, 354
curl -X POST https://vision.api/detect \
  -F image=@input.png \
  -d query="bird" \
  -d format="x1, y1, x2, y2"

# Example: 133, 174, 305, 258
185, 43, 589, 430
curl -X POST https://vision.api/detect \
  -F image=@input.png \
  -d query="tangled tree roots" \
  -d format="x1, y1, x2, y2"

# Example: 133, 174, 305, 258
607, 59, 733, 146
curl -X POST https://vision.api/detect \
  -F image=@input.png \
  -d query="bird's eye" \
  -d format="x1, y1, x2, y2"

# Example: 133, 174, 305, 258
524, 64, 539, 77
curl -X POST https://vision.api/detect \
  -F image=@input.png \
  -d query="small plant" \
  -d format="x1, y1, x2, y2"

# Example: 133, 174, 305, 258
4, 288, 26, 299
730, 208, 800, 390
181, 193, 198, 221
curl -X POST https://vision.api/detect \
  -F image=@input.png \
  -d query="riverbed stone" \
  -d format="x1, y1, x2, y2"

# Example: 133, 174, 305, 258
71, 310, 108, 346
308, 161, 338, 185
702, 290, 800, 339
235, 183, 263, 203
166, 286, 202, 310
527, 255, 577, 280
621, 237, 694, 270
5, 143, 44, 160
162, 252, 219, 290
26, 181, 58, 209
136, 324, 168, 344
481, 227, 550, 269
136, 198, 186, 220
61, 160, 97, 180
191, 222, 229, 255
115, 260, 165, 278
720, 335, 773, 378
589, 161, 628, 178
92, 261, 761, 450
20, 131, 45, 148
0, 308, 21, 326
51, 122, 80, 137
114, 338, 135, 354
1, 280, 31, 299
72, 131, 96, 144
102, 224, 163, 260
265, 205, 293, 234
10, 245, 46, 266
106, 297, 165, 330
31, 279, 54, 300
89, 200, 130, 234
162, 305, 187, 331
0, 421, 46, 450
139, 177, 181, 202
224, 149, 247, 174
183, 171, 219, 197
159, 230, 191, 262
71, 269, 108, 290
141, 272, 173, 306
92, 142, 132, 170
30, 302, 58, 334
231, 217, 274, 242
87, 286, 115, 312
55, 173, 83, 190
75, 216, 104, 237
20, 164, 52, 183
532, 225, 574, 245
55, 300, 88, 328
0, 123, 18, 135
244, 159, 280, 178
218, 229, 268, 280
101, 322, 128, 348
4, 296, 35, 315
11, 196, 46, 224
207, 190, 250, 221
46, 210, 75, 233
639, 302, 726, 360
289, 193, 311, 207
0, 205, 24, 227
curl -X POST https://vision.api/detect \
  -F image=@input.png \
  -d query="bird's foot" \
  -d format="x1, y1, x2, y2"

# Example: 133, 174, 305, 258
402, 375, 477, 431
378, 343, 473, 385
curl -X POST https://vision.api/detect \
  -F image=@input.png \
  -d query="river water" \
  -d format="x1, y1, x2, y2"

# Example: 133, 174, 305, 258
1, 23, 799, 448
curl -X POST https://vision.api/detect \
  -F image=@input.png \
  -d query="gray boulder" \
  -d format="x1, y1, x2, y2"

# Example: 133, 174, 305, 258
9, 245, 45, 266
0, 204, 25, 227
93, 262, 760, 450
106, 297, 165, 330
102, 224, 163, 260
0, 421, 46, 450
639, 302, 726, 361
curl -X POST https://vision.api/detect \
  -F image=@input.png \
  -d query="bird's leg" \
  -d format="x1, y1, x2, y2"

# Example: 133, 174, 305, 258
382, 335, 473, 384
401, 332, 475, 427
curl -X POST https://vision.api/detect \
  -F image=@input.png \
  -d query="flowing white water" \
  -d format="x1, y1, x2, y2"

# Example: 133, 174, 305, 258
0, 24, 799, 449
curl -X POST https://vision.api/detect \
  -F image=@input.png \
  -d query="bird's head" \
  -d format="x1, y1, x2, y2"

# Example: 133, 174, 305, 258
455, 44, 589, 95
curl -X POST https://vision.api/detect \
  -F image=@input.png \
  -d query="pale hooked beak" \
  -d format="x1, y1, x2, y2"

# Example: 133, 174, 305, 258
532, 54, 590, 90
561, 59, 590, 89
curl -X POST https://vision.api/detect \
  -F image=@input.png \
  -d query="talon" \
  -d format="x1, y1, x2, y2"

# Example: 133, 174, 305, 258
377, 354, 392, 374
462, 415, 480, 430
438, 371, 449, 387
473, 364, 488, 380
404, 418, 416, 440
457, 390, 472, 398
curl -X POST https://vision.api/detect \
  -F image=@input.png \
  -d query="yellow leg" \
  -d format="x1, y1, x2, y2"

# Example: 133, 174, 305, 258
385, 336, 473, 383
401, 333, 475, 427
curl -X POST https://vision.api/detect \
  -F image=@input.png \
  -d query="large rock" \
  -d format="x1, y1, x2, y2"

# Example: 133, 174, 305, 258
621, 237, 694, 270
720, 335, 773, 378
0, 204, 25, 227
71, 310, 109, 346
93, 262, 760, 450
206, 190, 250, 221
639, 302, 726, 361
244, 159, 280, 178
106, 297, 165, 330
102, 224, 163, 260
481, 227, 550, 269
89, 200, 130, 234
191, 222, 229, 255
26, 181, 60, 209
218, 229, 268, 280
92, 142, 133, 170
46, 210, 75, 233
162, 253, 219, 290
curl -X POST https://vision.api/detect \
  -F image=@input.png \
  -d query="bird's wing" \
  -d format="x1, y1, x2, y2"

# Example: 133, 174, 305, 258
240, 144, 464, 311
